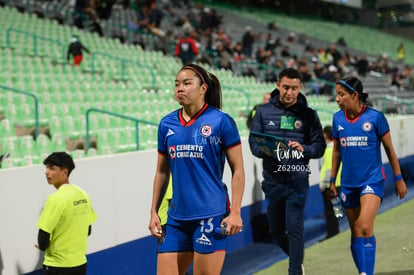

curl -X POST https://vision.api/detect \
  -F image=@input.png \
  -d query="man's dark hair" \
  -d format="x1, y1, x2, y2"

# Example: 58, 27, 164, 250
43, 152, 75, 176
279, 68, 303, 82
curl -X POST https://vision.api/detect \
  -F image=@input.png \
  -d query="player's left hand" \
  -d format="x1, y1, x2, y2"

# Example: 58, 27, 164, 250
395, 179, 407, 199
221, 213, 243, 235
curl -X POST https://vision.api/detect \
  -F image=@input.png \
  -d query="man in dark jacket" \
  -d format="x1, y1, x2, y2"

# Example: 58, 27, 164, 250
249, 68, 326, 275
174, 31, 199, 65
67, 35, 90, 66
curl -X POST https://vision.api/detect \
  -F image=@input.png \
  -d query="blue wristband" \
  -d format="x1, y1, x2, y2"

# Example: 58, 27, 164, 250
395, 174, 403, 181
330, 177, 336, 184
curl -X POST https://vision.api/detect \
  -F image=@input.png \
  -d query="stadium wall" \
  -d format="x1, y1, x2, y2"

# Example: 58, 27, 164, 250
0, 116, 412, 275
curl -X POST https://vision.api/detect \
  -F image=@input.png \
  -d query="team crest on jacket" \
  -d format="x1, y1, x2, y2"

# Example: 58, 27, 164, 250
200, 125, 212, 137
294, 120, 302, 129
362, 122, 372, 132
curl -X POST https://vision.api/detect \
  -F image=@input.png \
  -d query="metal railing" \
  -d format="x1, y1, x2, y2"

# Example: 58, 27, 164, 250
85, 108, 158, 152
382, 95, 414, 114
0, 84, 40, 138
105, 22, 154, 48
6, 27, 66, 61
90, 51, 157, 89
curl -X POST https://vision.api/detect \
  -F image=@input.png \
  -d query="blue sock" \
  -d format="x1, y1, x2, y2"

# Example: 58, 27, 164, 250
364, 235, 376, 275
351, 237, 366, 273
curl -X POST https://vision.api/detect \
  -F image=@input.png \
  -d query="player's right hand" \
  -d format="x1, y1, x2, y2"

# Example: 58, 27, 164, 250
148, 213, 162, 238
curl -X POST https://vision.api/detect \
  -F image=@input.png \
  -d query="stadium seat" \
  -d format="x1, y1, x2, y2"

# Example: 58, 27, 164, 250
70, 149, 86, 159
51, 133, 68, 152
0, 119, 16, 138
1, 136, 22, 159
36, 134, 53, 155
19, 135, 37, 155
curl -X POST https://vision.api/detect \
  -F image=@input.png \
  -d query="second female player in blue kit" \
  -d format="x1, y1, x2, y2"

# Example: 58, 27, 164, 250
148, 63, 245, 275
330, 76, 408, 275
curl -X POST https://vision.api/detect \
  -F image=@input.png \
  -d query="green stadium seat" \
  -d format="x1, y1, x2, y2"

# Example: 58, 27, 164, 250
1, 156, 23, 168
36, 134, 53, 155
51, 133, 68, 152
19, 135, 37, 155
87, 147, 99, 157
61, 115, 82, 140
0, 119, 16, 138
1, 136, 22, 159
70, 149, 86, 159
22, 154, 41, 166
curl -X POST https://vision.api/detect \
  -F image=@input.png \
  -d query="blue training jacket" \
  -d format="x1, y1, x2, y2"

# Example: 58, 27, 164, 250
248, 88, 326, 183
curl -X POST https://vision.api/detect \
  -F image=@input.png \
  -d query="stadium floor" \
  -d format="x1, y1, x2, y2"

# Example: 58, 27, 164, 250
221, 181, 414, 275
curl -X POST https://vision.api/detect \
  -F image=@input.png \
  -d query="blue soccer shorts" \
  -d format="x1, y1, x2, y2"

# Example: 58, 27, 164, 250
340, 181, 384, 209
158, 214, 228, 254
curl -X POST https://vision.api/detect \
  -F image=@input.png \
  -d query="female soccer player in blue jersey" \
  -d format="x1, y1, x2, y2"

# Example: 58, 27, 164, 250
148, 63, 245, 275
329, 76, 408, 275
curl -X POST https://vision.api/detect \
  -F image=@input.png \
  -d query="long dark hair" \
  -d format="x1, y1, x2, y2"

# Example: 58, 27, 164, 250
179, 63, 222, 109
337, 76, 368, 104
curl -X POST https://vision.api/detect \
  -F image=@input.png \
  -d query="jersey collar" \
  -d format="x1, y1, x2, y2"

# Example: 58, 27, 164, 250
345, 104, 366, 123
178, 103, 208, 126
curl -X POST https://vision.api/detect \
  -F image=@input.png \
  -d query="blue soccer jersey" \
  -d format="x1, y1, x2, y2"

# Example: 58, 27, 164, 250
158, 104, 241, 220
332, 105, 389, 188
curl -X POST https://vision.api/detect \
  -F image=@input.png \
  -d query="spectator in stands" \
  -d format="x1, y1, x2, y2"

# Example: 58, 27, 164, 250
96, 0, 116, 20
319, 65, 339, 96
35, 152, 97, 275
149, 63, 245, 275
287, 32, 295, 43
409, 71, 414, 91
148, 1, 163, 28
264, 33, 278, 55
74, 0, 88, 28
180, 17, 194, 34
298, 56, 313, 82
318, 46, 333, 66
67, 35, 90, 66
336, 36, 347, 47
135, 4, 151, 32
267, 21, 277, 30
331, 77, 407, 275
197, 6, 221, 34
216, 41, 234, 70
208, 8, 222, 30
241, 26, 255, 58
400, 64, 413, 80
217, 27, 230, 45
255, 45, 267, 64
298, 34, 308, 46
249, 68, 326, 275
329, 44, 342, 67
73, 0, 101, 34
147, 1, 164, 36
233, 41, 246, 62
390, 70, 404, 93
280, 45, 291, 58
286, 54, 298, 69
397, 43, 405, 63
337, 54, 351, 75
356, 54, 369, 77
174, 30, 200, 65
319, 126, 341, 242
313, 61, 325, 79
